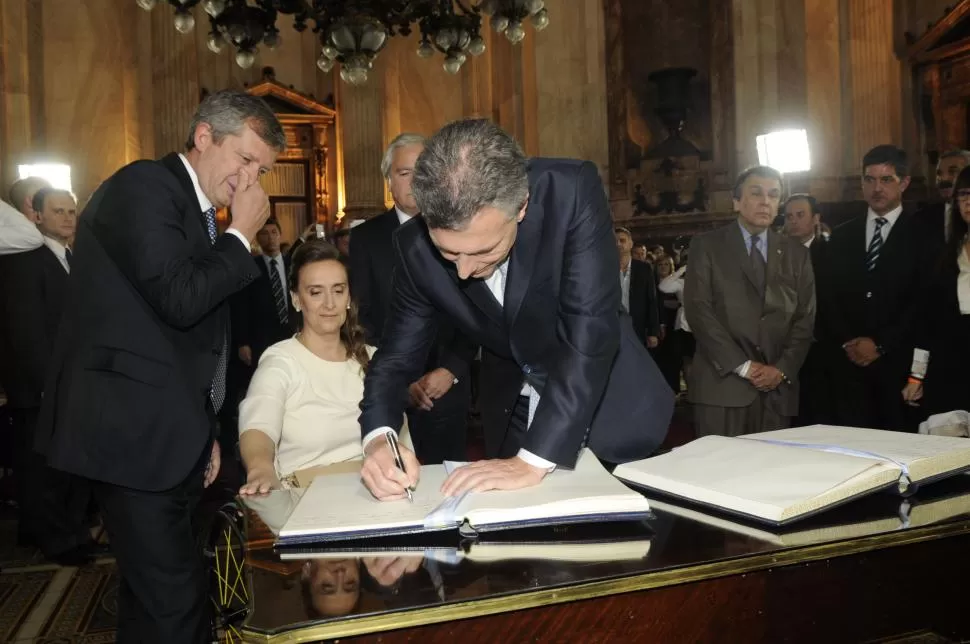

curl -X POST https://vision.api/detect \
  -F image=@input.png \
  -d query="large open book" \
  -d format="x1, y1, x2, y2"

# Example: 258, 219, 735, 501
276, 449, 651, 546
613, 425, 970, 526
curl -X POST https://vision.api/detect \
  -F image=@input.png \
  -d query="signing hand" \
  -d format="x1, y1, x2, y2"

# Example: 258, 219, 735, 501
361, 439, 421, 501
238, 345, 253, 367
419, 368, 456, 400
239, 465, 281, 496
229, 169, 271, 240
845, 337, 880, 367
750, 365, 785, 392
902, 381, 923, 405
441, 457, 548, 497
204, 440, 221, 488
408, 381, 433, 411
362, 556, 423, 587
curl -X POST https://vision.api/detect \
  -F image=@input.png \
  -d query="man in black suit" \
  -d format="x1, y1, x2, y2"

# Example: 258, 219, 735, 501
0, 188, 93, 564
614, 227, 660, 348
350, 133, 474, 464
783, 193, 833, 425
358, 119, 674, 500
919, 149, 970, 243
37, 90, 283, 642
233, 218, 296, 370
822, 145, 941, 432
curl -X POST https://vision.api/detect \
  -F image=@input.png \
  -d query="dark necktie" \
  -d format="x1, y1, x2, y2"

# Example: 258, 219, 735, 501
750, 235, 766, 294
203, 207, 217, 245
269, 257, 288, 325
866, 217, 887, 272
65, 247, 72, 267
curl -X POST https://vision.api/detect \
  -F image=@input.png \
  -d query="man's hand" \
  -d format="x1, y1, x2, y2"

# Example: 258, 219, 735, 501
646, 336, 659, 349
362, 556, 423, 587
238, 345, 253, 367
441, 457, 548, 497
229, 169, 271, 240
845, 337, 880, 367
419, 368, 455, 400
744, 361, 766, 383
902, 380, 923, 405
239, 465, 281, 496
361, 439, 421, 501
408, 381, 433, 411
750, 365, 785, 392
204, 441, 221, 488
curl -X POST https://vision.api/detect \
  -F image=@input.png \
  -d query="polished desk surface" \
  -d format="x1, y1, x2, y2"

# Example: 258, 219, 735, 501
237, 475, 970, 643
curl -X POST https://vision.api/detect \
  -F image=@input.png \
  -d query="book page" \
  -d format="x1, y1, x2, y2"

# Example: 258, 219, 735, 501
744, 425, 970, 482
613, 436, 898, 523
458, 450, 651, 528
279, 466, 453, 541
466, 539, 652, 563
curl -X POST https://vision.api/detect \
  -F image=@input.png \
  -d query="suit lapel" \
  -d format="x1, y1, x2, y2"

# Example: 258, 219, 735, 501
504, 203, 541, 326
460, 278, 505, 325
160, 153, 211, 245
730, 222, 760, 292
766, 229, 783, 283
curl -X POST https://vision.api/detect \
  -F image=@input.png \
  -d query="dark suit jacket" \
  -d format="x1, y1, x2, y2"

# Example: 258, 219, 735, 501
231, 254, 296, 364
36, 153, 259, 491
359, 159, 674, 467
821, 209, 941, 375
348, 208, 475, 378
916, 202, 947, 244
0, 246, 69, 409
684, 222, 815, 414
627, 259, 660, 346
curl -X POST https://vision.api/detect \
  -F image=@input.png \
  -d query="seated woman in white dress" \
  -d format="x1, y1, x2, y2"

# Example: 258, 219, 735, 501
237, 239, 407, 495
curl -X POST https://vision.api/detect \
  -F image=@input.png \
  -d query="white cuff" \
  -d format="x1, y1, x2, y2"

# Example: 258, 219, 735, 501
362, 426, 395, 454
734, 360, 752, 379
516, 448, 556, 472
225, 227, 251, 252
911, 348, 930, 378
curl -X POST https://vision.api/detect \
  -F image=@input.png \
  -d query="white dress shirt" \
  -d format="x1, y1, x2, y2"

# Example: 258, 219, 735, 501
177, 154, 250, 252
958, 245, 970, 315
0, 200, 43, 256
658, 265, 690, 332
865, 204, 903, 248
395, 206, 415, 226
43, 236, 71, 273
802, 235, 815, 249
619, 259, 632, 313
362, 257, 555, 471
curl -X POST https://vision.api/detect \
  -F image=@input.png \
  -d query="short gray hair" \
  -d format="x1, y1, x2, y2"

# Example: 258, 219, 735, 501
412, 119, 528, 231
381, 133, 426, 179
938, 149, 970, 166
185, 89, 286, 152
9, 176, 51, 213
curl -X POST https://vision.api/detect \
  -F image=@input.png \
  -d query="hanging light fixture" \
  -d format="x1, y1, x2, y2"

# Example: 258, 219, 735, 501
137, 1, 550, 83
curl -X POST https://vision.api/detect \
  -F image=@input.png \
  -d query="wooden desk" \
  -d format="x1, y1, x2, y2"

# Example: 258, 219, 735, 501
237, 480, 970, 644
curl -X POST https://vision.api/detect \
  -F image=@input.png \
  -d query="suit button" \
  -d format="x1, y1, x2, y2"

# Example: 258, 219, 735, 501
866, 291, 872, 299
523, 364, 532, 374
503, 408, 510, 414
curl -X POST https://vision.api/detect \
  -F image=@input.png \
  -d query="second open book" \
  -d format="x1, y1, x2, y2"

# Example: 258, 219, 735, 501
277, 449, 651, 545
613, 425, 970, 526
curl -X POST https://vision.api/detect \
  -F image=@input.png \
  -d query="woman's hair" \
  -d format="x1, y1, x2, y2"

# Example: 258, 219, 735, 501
655, 256, 675, 279
945, 165, 970, 272
289, 239, 370, 371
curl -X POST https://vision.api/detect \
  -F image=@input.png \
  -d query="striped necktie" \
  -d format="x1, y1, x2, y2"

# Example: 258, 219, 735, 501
866, 217, 887, 272
268, 257, 288, 325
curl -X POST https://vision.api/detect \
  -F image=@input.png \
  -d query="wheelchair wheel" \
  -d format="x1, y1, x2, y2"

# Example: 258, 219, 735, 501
201, 500, 250, 643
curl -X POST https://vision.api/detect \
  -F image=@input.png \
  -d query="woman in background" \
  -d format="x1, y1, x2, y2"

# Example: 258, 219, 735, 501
238, 240, 408, 495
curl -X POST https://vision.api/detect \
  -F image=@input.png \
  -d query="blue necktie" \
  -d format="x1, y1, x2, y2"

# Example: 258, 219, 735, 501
203, 207, 217, 245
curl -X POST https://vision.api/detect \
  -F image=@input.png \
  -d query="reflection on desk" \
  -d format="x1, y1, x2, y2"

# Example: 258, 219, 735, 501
238, 476, 970, 642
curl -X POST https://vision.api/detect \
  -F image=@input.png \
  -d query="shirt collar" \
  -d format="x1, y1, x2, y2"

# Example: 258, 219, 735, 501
395, 206, 415, 226
866, 203, 903, 226
42, 235, 68, 260
178, 153, 213, 212
736, 219, 768, 245
802, 235, 815, 248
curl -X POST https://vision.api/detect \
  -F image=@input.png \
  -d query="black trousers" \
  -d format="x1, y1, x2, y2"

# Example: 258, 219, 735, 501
408, 375, 471, 465
494, 394, 530, 459
831, 354, 913, 432
93, 443, 210, 644
12, 407, 90, 557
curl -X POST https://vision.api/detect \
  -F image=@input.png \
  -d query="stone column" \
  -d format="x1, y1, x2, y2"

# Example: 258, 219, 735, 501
805, 0, 844, 200
334, 68, 386, 221
150, 7, 201, 156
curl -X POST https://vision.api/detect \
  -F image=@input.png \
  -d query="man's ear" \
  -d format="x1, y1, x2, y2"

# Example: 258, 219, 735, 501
899, 176, 912, 193
516, 193, 529, 223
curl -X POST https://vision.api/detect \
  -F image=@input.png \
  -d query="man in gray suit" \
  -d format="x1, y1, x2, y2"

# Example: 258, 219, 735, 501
684, 166, 815, 436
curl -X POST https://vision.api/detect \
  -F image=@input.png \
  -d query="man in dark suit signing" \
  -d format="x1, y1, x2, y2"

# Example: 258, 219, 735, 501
349, 133, 473, 464
614, 226, 660, 348
822, 145, 941, 431
685, 166, 815, 436
358, 119, 674, 500
37, 90, 283, 642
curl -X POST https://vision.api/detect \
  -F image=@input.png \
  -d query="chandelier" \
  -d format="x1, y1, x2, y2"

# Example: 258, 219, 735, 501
135, 1, 550, 85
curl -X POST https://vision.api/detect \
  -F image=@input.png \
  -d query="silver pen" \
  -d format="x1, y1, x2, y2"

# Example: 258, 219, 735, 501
384, 432, 414, 503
